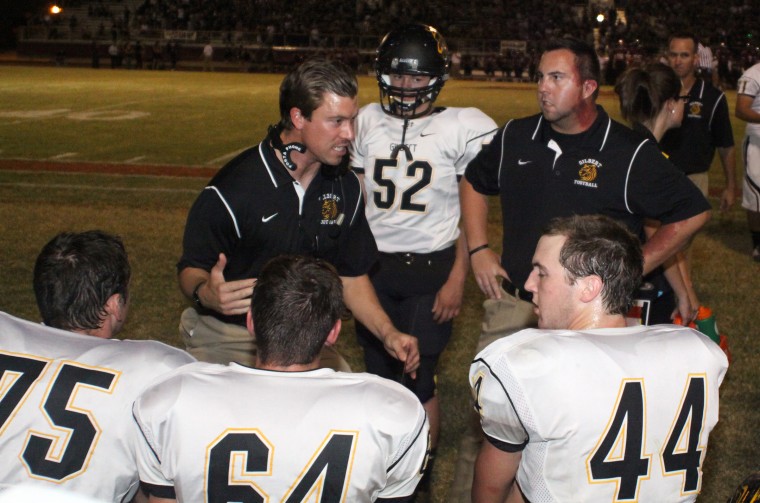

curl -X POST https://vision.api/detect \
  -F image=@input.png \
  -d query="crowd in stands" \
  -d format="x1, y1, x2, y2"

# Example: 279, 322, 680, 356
21, 0, 760, 85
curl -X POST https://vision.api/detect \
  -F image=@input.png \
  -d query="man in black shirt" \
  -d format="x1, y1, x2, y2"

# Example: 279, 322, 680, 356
177, 59, 419, 375
450, 38, 711, 502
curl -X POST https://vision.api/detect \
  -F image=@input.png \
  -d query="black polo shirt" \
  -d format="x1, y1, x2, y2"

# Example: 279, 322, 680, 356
178, 140, 378, 323
465, 106, 710, 290
660, 79, 734, 174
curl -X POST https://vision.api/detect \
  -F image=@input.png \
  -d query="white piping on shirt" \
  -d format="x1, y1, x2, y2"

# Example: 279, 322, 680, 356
624, 140, 648, 214
205, 186, 242, 239
259, 142, 278, 188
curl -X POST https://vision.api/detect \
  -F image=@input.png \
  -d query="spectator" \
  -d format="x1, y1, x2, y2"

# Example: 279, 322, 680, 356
615, 63, 698, 323
202, 40, 213, 71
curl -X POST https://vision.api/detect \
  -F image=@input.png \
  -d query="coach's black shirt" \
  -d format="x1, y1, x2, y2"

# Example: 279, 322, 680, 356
465, 106, 710, 291
661, 78, 734, 175
178, 140, 378, 324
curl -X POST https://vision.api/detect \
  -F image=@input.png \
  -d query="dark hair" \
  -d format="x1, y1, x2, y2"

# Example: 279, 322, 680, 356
278, 58, 358, 129
544, 215, 643, 315
615, 63, 681, 126
668, 32, 699, 53
544, 38, 601, 99
33, 231, 130, 331
252, 255, 345, 366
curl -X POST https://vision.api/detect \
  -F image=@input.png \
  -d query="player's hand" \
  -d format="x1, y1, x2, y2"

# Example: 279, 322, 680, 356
382, 330, 420, 379
720, 186, 735, 213
432, 277, 464, 323
202, 253, 256, 316
470, 248, 508, 300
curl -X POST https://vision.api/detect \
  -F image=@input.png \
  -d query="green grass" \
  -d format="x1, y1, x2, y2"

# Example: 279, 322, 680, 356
0, 66, 757, 502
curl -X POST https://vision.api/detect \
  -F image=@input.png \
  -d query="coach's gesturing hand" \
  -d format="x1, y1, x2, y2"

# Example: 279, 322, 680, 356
180, 253, 256, 316
201, 254, 256, 315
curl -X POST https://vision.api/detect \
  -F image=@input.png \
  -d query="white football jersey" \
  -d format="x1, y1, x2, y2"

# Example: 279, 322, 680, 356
737, 63, 760, 138
133, 362, 430, 502
351, 104, 497, 253
471, 324, 728, 503
0, 311, 194, 502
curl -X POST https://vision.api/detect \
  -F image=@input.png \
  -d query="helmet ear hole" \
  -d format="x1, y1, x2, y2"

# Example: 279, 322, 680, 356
375, 23, 450, 119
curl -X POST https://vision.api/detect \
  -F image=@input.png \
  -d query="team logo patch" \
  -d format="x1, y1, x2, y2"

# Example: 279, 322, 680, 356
574, 158, 600, 188
320, 193, 341, 225
687, 101, 703, 118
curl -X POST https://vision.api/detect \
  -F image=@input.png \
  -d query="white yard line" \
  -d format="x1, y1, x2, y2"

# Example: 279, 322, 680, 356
205, 147, 247, 166
49, 152, 79, 160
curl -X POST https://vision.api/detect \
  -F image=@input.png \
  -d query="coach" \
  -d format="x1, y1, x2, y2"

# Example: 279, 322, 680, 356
176, 58, 419, 374
450, 38, 711, 501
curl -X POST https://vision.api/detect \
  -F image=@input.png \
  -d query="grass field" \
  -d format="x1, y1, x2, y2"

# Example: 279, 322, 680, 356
0, 66, 757, 502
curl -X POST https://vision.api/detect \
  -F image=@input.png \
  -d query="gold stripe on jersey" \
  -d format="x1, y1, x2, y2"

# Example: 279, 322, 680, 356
0, 351, 52, 436
282, 430, 359, 503
22, 360, 120, 482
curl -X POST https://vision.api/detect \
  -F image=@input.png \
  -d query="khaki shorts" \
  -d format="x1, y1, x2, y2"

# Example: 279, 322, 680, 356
179, 307, 351, 372
448, 288, 537, 503
687, 171, 709, 197
477, 287, 538, 352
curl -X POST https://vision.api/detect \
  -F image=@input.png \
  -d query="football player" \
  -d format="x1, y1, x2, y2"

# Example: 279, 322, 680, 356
350, 24, 497, 492
133, 255, 430, 502
0, 231, 194, 502
470, 215, 728, 502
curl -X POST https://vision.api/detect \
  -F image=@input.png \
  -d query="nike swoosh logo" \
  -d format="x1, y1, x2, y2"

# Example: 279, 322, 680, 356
261, 213, 278, 223
420, 132, 436, 137
517, 159, 532, 165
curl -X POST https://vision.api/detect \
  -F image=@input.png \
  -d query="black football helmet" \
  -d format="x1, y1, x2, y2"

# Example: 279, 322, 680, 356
375, 24, 450, 119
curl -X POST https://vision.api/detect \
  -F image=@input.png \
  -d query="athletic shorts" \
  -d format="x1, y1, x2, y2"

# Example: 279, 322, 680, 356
742, 135, 760, 212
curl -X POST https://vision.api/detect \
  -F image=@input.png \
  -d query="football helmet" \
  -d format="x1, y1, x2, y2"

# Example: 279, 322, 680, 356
375, 24, 450, 119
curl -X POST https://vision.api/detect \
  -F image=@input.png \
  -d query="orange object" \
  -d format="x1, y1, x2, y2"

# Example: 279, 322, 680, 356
719, 334, 733, 363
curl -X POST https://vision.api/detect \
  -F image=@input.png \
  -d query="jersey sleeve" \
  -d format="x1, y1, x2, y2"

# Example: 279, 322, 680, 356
625, 141, 711, 224
454, 108, 498, 175
350, 105, 372, 174
464, 122, 509, 196
377, 396, 430, 499
131, 374, 180, 499
470, 353, 529, 452
177, 187, 241, 273
738, 68, 760, 97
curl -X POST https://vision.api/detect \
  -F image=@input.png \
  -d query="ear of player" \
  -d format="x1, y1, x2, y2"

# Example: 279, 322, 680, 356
375, 23, 450, 119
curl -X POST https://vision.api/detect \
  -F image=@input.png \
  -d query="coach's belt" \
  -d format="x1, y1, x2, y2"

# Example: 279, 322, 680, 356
502, 279, 533, 303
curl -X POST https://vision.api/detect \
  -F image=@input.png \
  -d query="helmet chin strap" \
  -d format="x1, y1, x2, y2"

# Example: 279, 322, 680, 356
267, 124, 306, 171
390, 118, 413, 160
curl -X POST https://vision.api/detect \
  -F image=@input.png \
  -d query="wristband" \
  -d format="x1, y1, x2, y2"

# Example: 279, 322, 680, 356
192, 282, 206, 309
468, 244, 489, 257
